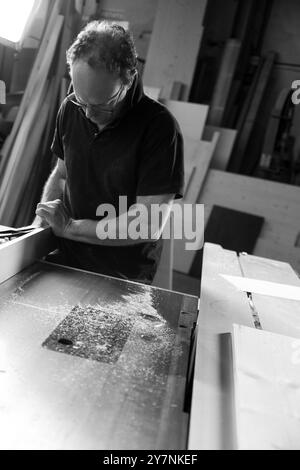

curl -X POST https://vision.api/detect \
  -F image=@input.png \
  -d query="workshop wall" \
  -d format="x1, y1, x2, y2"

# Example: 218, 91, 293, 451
98, 0, 158, 61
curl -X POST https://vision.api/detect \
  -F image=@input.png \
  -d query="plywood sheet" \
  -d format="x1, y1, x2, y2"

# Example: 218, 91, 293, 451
143, 0, 207, 100
144, 86, 161, 101
162, 100, 209, 140
203, 126, 237, 170
173, 135, 219, 274
232, 324, 300, 450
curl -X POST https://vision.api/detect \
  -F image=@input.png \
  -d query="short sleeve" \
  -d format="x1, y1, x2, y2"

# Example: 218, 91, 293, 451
50, 101, 66, 160
136, 111, 184, 199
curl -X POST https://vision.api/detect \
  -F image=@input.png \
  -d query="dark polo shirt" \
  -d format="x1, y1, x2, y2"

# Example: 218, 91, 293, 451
50, 75, 184, 283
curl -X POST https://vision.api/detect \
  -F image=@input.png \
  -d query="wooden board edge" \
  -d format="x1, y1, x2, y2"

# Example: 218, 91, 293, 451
0, 227, 57, 285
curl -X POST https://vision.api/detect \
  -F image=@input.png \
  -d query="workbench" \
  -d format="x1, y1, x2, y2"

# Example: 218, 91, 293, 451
0, 228, 198, 450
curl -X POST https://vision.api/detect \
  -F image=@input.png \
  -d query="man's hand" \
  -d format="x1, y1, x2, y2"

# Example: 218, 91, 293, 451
31, 215, 49, 228
35, 199, 73, 237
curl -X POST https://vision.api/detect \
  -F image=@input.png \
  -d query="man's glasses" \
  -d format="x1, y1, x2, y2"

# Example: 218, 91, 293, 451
69, 84, 125, 114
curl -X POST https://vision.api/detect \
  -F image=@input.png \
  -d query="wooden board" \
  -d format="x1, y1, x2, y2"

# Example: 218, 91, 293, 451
173, 134, 219, 274
229, 52, 276, 173
0, 228, 56, 285
143, 0, 207, 100
182, 137, 201, 194
162, 100, 209, 141
0, 261, 198, 449
185, 134, 219, 204
199, 170, 300, 273
0, 15, 64, 224
208, 39, 241, 127
259, 88, 291, 169
144, 86, 161, 101
152, 218, 174, 291
232, 324, 300, 450
170, 81, 184, 101
203, 125, 237, 170
188, 243, 254, 450
0, 1, 61, 172
0, 82, 54, 224
10, 48, 37, 93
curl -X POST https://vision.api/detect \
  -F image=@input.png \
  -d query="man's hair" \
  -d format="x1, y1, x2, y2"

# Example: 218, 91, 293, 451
66, 21, 138, 85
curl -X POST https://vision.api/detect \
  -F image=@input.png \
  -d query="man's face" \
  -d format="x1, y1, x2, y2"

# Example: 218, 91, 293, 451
70, 61, 127, 127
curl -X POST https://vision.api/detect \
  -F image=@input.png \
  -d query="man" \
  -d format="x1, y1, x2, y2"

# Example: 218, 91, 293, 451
35, 21, 184, 284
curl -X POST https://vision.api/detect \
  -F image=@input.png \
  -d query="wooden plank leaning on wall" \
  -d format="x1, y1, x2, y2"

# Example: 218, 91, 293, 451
143, 0, 208, 100
208, 39, 241, 127
173, 134, 220, 274
0, 14, 64, 225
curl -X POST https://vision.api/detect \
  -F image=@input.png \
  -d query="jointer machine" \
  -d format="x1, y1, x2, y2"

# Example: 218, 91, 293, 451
1, 226, 299, 450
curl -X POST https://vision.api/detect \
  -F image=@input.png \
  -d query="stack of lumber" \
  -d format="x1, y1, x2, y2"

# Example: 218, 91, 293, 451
0, 0, 78, 227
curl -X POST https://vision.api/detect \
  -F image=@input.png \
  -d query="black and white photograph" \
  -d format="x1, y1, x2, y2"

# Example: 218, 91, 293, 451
0, 0, 300, 453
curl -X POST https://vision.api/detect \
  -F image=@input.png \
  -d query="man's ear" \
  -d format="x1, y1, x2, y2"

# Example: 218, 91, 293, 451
128, 70, 138, 88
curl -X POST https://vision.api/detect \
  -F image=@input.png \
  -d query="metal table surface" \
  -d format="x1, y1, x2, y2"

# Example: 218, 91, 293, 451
0, 261, 198, 450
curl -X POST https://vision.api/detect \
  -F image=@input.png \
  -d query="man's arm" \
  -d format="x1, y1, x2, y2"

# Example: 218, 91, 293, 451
33, 158, 66, 226
36, 194, 175, 246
